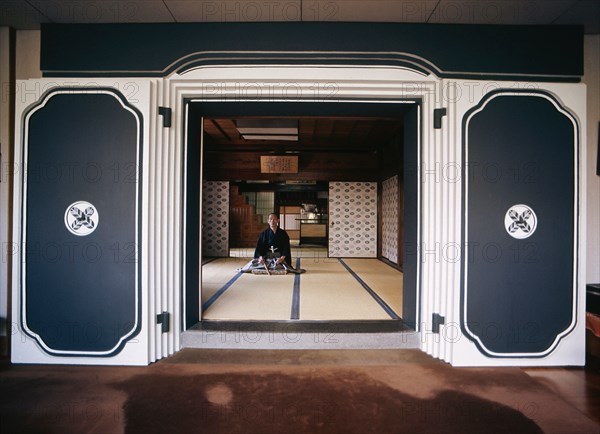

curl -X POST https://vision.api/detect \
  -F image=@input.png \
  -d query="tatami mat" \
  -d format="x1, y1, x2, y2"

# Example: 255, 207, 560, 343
341, 258, 403, 317
201, 253, 403, 321
202, 258, 295, 320
201, 257, 248, 303
298, 258, 393, 320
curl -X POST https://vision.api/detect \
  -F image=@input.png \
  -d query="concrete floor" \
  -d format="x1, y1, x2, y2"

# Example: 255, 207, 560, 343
1, 349, 599, 434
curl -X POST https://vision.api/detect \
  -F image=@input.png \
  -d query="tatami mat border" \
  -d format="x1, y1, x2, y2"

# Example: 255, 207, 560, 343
291, 258, 301, 320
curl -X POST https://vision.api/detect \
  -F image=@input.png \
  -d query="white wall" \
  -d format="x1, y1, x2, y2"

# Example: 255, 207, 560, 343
16, 30, 41, 80
583, 35, 600, 284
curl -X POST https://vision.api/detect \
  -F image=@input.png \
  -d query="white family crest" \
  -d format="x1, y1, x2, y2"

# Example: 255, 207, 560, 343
504, 204, 537, 239
64, 201, 99, 236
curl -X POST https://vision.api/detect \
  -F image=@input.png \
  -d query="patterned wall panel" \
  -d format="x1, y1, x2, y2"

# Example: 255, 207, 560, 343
202, 181, 229, 257
382, 176, 399, 264
328, 182, 377, 257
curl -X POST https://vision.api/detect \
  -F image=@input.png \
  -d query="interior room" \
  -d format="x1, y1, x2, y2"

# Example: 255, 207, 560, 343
194, 108, 417, 325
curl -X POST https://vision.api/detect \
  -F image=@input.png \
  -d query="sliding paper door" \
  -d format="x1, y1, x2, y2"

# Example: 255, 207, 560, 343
328, 182, 377, 258
202, 181, 230, 257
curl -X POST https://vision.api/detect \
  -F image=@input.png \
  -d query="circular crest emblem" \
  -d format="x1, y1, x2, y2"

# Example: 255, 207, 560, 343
65, 201, 99, 236
504, 204, 537, 239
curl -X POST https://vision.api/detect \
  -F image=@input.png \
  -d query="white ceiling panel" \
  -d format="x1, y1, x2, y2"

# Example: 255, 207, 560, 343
0, 0, 51, 30
27, 0, 174, 24
300, 1, 439, 23
428, 0, 577, 25
165, 0, 302, 22
554, 0, 600, 34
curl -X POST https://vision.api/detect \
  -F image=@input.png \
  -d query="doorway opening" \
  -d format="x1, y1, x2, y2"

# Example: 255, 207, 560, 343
184, 101, 420, 332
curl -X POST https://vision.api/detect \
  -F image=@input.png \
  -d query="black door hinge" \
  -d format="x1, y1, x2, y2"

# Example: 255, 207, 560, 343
158, 107, 172, 128
433, 108, 447, 129
157, 311, 170, 333
432, 313, 445, 333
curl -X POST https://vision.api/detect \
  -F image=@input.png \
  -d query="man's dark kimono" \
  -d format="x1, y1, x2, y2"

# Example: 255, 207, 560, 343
254, 227, 292, 266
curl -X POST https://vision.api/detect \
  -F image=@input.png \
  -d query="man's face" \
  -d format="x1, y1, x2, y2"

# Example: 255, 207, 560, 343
268, 214, 279, 229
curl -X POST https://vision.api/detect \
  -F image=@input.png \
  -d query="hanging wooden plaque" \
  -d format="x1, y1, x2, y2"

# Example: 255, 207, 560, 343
260, 155, 298, 173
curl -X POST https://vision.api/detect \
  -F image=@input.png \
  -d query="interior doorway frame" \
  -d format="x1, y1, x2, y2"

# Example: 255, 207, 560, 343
188, 103, 420, 327
171, 67, 440, 340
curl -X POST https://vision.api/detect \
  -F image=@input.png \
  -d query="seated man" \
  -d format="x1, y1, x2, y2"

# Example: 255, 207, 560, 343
254, 213, 292, 267
237, 213, 304, 274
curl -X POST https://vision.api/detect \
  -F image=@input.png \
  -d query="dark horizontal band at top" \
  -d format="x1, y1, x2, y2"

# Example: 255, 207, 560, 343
41, 22, 583, 81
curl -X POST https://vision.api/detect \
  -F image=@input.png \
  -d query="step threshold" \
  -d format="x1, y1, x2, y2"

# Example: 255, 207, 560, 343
181, 320, 420, 350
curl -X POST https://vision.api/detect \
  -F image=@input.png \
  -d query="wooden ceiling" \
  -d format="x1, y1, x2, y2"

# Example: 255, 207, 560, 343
203, 117, 403, 153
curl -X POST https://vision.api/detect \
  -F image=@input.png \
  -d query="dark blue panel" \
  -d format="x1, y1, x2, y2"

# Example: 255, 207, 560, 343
41, 23, 582, 81
462, 91, 577, 356
23, 89, 142, 355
